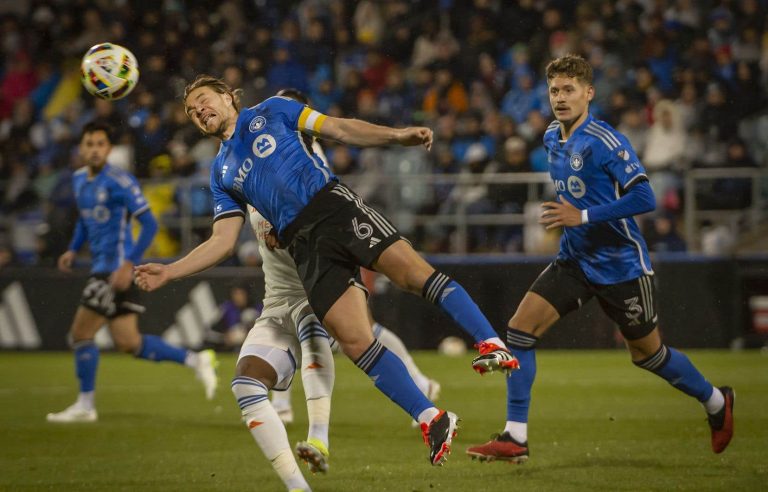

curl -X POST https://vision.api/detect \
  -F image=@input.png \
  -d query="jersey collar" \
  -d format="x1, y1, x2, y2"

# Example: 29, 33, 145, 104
559, 113, 594, 143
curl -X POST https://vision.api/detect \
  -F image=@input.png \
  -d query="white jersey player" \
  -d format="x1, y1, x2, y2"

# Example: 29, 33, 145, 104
235, 205, 335, 492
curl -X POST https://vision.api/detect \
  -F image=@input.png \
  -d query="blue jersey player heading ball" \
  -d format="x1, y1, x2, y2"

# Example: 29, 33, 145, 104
466, 54, 734, 463
135, 75, 518, 467
46, 121, 218, 424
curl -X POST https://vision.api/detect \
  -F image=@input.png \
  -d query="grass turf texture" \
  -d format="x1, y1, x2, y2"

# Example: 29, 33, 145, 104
1, 350, 766, 491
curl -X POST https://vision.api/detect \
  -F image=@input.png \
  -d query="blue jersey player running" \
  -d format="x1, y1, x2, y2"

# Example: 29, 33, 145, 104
46, 121, 218, 424
135, 75, 517, 469
466, 54, 734, 462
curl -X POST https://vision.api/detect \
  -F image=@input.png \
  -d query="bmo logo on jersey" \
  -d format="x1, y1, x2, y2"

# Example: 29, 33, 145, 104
233, 158, 254, 193
554, 177, 587, 198
252, 134, 277, 158
567, 176, 586, 198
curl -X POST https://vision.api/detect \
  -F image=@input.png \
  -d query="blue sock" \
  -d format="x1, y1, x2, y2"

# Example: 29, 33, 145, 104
634, 345, 714, 402
355, 340, 433, 420
74, 340, 99, 393
422, 272, 497, 342
136, 335, 187, 364
506, 329, 538, 422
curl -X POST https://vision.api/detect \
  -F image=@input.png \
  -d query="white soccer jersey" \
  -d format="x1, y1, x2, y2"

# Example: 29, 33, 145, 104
248, 205, 307, 304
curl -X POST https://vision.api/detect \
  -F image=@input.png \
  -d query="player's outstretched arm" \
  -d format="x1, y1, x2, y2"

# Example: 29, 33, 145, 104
135, 215, 244, 291
318, 116, 433, 151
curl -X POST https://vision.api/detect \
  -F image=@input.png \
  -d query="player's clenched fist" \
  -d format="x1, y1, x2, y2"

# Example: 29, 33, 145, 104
396, 127, 433, 151
134, 263, 170, 292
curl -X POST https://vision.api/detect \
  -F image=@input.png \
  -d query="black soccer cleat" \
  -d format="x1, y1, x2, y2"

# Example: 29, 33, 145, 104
420, 410, 459, 466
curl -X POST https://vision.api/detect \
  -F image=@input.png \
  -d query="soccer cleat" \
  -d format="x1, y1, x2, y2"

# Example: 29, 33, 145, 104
195, 349, 219, 400
46, 404, 98, 423
708, 386, 735, 454
471, 342, 520, 375
466, 432, 529, 463
420, 410, 459, 466
295, 438, 329, 474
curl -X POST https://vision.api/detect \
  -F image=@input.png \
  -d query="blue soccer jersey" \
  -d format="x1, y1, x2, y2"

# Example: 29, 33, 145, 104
209, 96, 336, 236
72, 164, 150, 274
543, 114, 653, 284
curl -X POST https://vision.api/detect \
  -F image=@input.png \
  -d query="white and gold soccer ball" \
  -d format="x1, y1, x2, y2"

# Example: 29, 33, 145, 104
80, 43, 139, 100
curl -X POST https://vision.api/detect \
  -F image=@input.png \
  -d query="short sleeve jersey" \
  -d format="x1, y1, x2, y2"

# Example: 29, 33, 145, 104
543, 114, 653, 284
72, 164, 150, 274
209, 96, 336, 236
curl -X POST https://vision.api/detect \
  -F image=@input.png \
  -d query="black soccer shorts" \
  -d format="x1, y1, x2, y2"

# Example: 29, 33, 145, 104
529, 259, 658, 340
79, 274, 145, 319
285, 182, 401, 321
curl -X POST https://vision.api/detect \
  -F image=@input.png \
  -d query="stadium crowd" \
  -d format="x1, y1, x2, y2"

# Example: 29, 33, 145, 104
1, 0, 767, 264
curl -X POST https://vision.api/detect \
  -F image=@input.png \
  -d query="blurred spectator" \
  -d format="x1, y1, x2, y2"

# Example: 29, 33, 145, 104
213, 283, 261, 350
643, 99, 686, 212
646, 214, 687, 253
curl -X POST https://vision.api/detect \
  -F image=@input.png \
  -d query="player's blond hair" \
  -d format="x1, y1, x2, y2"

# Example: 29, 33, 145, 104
183, 74, 243, 112
545, 54, 593, 85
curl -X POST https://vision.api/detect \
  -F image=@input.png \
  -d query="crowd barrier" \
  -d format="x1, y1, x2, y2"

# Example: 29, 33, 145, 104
1, 255, 766, 351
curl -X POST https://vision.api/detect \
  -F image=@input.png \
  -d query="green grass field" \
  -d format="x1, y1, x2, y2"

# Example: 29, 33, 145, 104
1, 350, 766, 491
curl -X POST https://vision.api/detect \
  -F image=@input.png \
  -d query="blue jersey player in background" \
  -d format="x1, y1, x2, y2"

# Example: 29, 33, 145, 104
467, 54, 734, 462
46, 121, 218, 423
135, 75, 518, 473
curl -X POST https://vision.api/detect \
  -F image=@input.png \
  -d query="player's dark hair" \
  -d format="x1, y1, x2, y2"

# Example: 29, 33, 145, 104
80, 120, 114, 143
545, 54, 593, 85
276, 88, 309, 105
183, 74, 243, 112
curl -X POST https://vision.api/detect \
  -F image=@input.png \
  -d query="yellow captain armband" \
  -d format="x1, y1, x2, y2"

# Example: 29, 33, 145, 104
298, 107, 327, 135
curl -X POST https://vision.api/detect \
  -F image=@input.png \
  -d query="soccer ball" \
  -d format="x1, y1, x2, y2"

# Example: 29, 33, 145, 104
438, 336, 468, 357
80, 43, 139, 100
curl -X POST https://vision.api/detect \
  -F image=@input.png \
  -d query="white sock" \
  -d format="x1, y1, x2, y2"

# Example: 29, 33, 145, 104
375, 325, 431, 395
271, 388, 292, 413
417, 407, 440, 425
484, 337, 507, 350
504, 421, 527, 443
76, 391, 95, 410
232, 377, 309, 491
183, 351, 198, 368
307, 396, 331, 447
704, 387, 725, 414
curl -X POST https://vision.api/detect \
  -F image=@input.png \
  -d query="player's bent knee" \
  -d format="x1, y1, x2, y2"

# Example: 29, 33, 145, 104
235, 354, 279, 388
231, 374, 271, 420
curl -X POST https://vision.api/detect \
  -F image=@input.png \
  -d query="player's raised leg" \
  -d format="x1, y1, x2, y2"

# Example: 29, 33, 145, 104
233, 351, 312, 491
372, 321, 440, 400
323, 285, 457, 465
109, 316, 219, 400
467, 291, 558, 462
627, 328, 734, 453
46, 306, 104, 423
373, 240, 517, 374
294, 306, 334, 473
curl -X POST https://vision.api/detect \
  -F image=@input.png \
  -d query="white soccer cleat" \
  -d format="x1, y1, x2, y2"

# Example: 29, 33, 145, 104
195, 349, 219, 400
46, 404, 98, 423
295, 438, 329, 474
